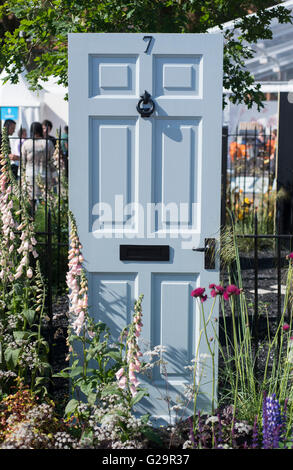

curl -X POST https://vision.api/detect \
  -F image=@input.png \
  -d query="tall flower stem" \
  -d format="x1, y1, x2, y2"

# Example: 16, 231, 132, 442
200, 298, 217, 413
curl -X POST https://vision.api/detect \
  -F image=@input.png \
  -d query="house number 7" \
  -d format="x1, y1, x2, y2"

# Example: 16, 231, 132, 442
143, 36, 154, 53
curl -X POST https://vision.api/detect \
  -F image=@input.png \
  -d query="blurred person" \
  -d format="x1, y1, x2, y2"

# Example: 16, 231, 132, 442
266, 128, 277, 156
22, 121, 55, 202
61, 125, 68, 176
256, 128, 266, 156
61, 125, 68, 157
11, 127, 28, 180
42, 119, 57, 147
229, 136, 246, 163
266, 128, 277, 176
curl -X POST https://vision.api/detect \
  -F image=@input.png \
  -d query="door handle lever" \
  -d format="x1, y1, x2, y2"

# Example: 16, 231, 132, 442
192, 238, 215, 270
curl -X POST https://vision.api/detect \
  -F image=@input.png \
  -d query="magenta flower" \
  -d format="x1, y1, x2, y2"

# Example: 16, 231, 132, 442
282, 323, 290, 332
191, 287, 207, 303
223, 284, 241, 301
209, 284, 225, 297
191, 287, 205, 297
287, 253, 293, 259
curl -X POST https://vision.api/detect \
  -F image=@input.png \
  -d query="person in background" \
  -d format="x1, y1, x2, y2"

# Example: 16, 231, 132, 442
12, 127, 28, 179
256, 128, 266, 156
61, 125, 68, 176
0, 120, 19, 176
22, 121, 55, 204
42, 119, 57, 147
266, 128, 277, 176
61, 125, 68, 157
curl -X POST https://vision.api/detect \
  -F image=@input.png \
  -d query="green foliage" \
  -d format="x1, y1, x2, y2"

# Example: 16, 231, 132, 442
218, 213, 293, 426
0, 1, 292, 108
0, 128, 50, 397
0, 379, 75, 448
55, 320, 124, 410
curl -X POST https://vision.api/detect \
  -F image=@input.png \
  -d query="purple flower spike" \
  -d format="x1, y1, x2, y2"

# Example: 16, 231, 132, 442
262, 393, 285, 449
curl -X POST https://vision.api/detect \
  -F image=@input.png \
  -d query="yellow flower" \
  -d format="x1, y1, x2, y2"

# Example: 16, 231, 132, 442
244, 197, 252, 205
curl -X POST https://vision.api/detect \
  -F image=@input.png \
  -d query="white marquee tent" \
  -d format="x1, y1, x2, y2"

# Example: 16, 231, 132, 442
0, 69, 68, 142
209, 0, 293, 133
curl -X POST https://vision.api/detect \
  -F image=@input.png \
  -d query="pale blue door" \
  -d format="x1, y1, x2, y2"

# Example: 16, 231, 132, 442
69, 33, 223, 422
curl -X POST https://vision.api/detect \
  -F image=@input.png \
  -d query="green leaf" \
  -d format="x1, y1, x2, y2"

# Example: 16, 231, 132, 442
22, 309, 36, 326
34, 376, 49, 387
79, 381, 92, 396
64, 398, 79, 416
130, 389, 147, 407
87, 392, 96, 405
53, 370, 70, 379
13, 331, 29, 342
69, 366, 84, 378
105, 349, 121, 362
4, 348, 21, 368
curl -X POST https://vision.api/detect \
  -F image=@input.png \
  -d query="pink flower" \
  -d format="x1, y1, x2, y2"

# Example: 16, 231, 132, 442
72, 311, 85, 335
191, 287, 207, 302
287, 253, 293, 259
115, 367, 124, 380
118, 376, 127, 389
26, 267, 33, 279
130, 384, 138, 397
209, 284, 225, 297
129, 370, 137, 382
283, 323, 290, 332
223, 284, 241, 300
14, 269, 23, 280
129, 361, 138, 372
191, 287, 205, 297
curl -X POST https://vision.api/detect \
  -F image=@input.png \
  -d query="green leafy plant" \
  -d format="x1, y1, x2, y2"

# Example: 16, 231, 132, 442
0, 1, 292, 109
55, 211, 149, 447
0, 128, 50, 397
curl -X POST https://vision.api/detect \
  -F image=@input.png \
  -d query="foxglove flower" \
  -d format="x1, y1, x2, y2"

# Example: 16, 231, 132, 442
116, 295, 144, 397
67, 212, 89, 336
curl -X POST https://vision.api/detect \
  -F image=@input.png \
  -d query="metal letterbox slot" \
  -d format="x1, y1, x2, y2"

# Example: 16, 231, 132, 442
120, 245, 169, 261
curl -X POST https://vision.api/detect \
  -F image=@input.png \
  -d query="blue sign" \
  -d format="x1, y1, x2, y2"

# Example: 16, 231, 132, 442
1, 106, 19, 121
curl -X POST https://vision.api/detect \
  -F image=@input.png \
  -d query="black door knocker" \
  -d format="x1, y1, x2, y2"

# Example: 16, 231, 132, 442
136, 90, 155, 118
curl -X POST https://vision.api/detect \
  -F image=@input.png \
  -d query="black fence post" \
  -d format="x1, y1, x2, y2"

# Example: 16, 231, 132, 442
47, 209, 53, 391
276, 92, 293, 234
221, 126, 228, 227
57, 126, 62, 294
252, 210, 259, 378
